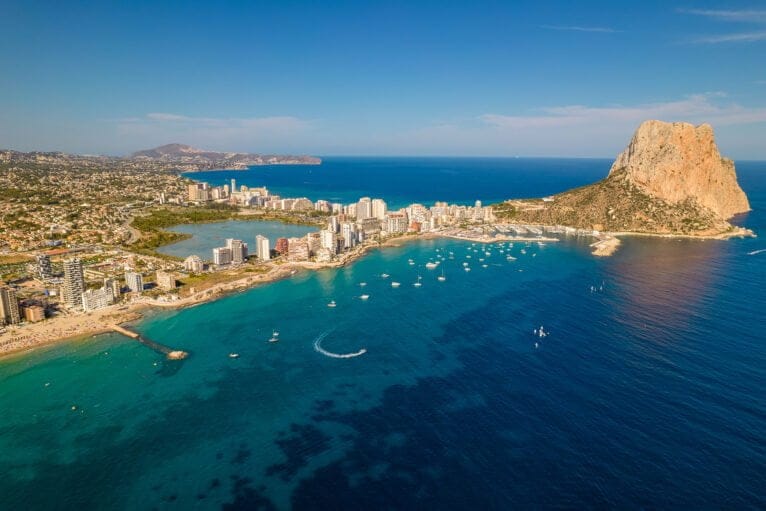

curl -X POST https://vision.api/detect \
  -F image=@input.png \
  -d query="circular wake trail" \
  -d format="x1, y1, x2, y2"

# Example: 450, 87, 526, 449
313, 330, 367, 359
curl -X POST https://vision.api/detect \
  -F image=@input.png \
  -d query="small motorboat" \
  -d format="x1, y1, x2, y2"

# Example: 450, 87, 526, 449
229, 353, 240, 359
327, 300, 337, 308
360, 294, 370, 300
391, 281, 401, 288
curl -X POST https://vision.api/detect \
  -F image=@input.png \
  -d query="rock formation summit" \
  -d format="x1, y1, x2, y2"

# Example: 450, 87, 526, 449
609, 120, 750, 219
499, 120, 752, 237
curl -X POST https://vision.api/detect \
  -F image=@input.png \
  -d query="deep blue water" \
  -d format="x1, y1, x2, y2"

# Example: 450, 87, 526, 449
1, 158, 765, 510
186, 157, 610, 208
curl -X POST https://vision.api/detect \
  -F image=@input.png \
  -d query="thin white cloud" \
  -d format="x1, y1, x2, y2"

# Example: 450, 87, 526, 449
479, 94, 766, 129
680, 8, 766, 44
384, 93, 766, 158
540, 24, 619, 33
678, 9, 766, 23
692, 31, 766, 43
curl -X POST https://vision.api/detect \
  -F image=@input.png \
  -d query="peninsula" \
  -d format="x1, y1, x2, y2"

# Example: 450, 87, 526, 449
131, 143, 321, 171
495, 120, 752, 239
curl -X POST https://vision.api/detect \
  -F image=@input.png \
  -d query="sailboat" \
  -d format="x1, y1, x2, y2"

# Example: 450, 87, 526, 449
413, 274, 423, 287
437, 270, 446, 282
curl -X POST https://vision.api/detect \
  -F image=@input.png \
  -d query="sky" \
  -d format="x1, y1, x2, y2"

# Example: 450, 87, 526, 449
1, 0, 766, 158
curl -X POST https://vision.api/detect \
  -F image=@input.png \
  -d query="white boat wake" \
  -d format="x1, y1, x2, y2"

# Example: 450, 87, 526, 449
313, 331, 367, 359
748, 249, 766, 256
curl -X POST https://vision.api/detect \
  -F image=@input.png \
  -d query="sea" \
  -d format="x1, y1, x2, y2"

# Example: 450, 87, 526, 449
1, 157, 764, 510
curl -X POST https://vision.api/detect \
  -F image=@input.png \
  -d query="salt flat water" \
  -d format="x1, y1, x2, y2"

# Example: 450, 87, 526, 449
157, 220, 318, 259
1, 158, 765, 510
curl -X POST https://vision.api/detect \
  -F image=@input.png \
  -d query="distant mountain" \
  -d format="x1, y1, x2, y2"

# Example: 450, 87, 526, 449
131, 143, 206, 159
129, 143, 321, 170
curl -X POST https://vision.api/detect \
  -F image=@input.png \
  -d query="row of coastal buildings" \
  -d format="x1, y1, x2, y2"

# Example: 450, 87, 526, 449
188, 179, 493, 225
0, 255, 181, 327
182, 189, 494, 268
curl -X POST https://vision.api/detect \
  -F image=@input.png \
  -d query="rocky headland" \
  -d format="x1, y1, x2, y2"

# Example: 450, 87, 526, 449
497, 120, 752, 238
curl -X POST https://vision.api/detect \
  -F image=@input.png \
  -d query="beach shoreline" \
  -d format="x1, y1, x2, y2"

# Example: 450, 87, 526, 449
0, 223, 754, 361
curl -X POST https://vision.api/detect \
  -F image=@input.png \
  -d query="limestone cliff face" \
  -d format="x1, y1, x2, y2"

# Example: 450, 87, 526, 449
499, 120, 752, 236
609, 120, 750, 219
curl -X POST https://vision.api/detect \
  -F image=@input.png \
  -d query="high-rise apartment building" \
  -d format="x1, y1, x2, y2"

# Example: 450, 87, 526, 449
35, 254, 52, 281
213, 247, 232, 266
341, 222, 357, 248
0, 286, 21, 325
356, 197, 372, 220
82, 287, 113, 312
104, 278, 121, 300
184, 255, 204, 272
255, 235, 271, 261
372, 198, 387, 220
125, 271, 144, 293
386, 213, 409, 234
156, 271, 177, 291
225, 239, 247, 263
275, 238, 289, 255
320, 229, 337, 255
61, 258, 85, 308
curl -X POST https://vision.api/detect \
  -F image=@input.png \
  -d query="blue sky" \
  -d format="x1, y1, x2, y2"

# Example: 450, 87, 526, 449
1, 0, 765, 158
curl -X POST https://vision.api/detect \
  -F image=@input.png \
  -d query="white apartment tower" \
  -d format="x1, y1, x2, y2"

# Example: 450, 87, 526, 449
184, 255, 204, 272
213, 247, 232, 266
356, 197, 372, 220
125, 272, 144, 293
255, 235, 271, 261
320, 229, 337, 255
341, 222, 357, 249
372, 198, 387, 220
61, 258, 85, 308
225, 239, 247, 263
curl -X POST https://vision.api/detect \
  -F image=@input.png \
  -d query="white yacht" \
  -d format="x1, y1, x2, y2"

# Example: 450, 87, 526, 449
360, 294, 370, 300
327, 300, 337, 308
391, 281, 401, 288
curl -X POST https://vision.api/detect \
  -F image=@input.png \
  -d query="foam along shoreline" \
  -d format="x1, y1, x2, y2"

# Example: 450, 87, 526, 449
0, 223, 752, 361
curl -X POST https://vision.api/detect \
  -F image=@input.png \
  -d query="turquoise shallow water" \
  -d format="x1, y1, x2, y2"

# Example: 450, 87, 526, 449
157, 220, 317, 259
1, 158, 765, 509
